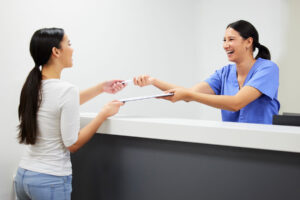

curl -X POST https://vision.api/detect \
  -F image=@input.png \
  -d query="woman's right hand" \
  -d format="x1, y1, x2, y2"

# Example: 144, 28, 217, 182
102, 80, 126, 94
100, 100, 124, 118
133, 75, 154, 87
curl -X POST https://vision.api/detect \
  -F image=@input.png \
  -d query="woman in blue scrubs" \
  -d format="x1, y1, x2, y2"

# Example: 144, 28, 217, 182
134, 20, 280, 124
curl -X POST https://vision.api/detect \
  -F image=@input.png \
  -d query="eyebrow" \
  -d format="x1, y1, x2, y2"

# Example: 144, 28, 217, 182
224, 36, 236, 39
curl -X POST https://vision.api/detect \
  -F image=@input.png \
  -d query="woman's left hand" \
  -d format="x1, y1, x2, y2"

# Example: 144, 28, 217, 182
103, 80, 126, 94
159, 88, 192, 103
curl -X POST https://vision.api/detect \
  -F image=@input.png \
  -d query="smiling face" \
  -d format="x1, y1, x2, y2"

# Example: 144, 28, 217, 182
223, 27, 253, 63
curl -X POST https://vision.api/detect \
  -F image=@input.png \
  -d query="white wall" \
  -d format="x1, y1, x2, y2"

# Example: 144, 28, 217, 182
277, 0, 300, 114
1, 0, 299, 199
66, 0, 201, 119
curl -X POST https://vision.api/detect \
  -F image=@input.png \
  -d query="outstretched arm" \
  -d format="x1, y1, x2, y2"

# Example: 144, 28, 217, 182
68, 100, 124, 153
134, 75, 215, 95
80, 80, 125, 105
133, 75, 181, 91
190, 81, 215, 95
163, 86, 262, 111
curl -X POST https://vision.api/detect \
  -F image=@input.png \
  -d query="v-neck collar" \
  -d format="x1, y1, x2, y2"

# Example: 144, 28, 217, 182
233, 58, 261, 89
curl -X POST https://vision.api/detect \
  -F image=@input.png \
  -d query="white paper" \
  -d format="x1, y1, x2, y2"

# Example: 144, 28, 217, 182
119, 93, 173, 102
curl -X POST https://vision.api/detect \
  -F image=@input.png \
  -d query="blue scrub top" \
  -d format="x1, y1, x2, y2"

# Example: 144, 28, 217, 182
205, 58, 280, 124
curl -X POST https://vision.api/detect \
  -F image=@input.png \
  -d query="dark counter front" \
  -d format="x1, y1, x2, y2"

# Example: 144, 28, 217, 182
71, 133, 300, 200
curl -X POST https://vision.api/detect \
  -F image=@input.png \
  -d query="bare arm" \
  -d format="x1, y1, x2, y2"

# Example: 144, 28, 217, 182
190, 81, 215, 95
80, 82, 104, 105
164, 86, 262, 112
80, 80, 125, 105
134, 75, 214, 95
133, 75, 181, 91
68, 101, 123, 153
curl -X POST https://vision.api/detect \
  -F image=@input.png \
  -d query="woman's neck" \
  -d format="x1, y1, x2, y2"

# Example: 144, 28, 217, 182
41, 64, 62, 80
235, 56, 256, 77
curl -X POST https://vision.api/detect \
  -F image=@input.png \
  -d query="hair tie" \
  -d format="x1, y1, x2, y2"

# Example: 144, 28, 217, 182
34, 65, 42, 73
256, 42, 261, 48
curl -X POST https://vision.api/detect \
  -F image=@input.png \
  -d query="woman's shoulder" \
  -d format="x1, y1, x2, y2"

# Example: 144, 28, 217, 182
215, 63, 236, 75
43, 79, 76, 88
59, 80, 77, 89
256, 58, 279, 69
42, 79, 78, 96
252, 58, 279, 77
59, 81, 79, 95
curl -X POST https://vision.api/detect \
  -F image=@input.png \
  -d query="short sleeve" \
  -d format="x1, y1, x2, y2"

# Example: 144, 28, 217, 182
205, 68, 224, 95
59, 86, 80, 147
245, 64, 279, 99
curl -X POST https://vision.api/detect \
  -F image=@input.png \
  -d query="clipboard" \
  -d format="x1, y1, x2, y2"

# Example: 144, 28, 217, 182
119, 93, 174, 103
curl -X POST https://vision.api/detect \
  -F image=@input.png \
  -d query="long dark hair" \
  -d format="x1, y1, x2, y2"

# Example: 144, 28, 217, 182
227, 20, 271, 60
18, 28, 64, 144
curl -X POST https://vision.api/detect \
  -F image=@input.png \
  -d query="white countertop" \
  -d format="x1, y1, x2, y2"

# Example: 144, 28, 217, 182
81, 113, 300, 153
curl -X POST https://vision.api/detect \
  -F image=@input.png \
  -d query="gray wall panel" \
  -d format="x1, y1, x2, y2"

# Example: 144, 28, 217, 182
71, 134, 300, 200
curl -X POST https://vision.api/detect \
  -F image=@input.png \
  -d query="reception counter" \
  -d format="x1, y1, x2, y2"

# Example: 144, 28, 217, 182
71, 113, 300, 200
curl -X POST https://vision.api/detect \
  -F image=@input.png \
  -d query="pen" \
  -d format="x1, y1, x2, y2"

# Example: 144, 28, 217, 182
121, 79, 133, 85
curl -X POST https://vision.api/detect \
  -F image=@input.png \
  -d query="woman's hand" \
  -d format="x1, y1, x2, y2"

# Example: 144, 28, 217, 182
159, 88, 192, 103
68, 100, 124, 153
133, 75, 155, 87
103, 80, 126, 94
100, 100, 124, 118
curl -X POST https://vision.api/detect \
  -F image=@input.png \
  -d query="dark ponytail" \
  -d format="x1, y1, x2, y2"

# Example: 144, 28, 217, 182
18, 28, 64, 144
227, 20, 271, 60
254, 43, 271, 60
18, 66, 42, 144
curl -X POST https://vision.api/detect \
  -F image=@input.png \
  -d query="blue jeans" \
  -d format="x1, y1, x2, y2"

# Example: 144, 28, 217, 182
14, 167, 72, 200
